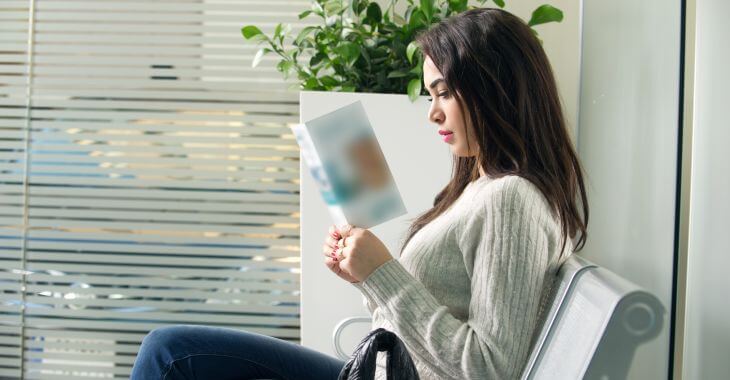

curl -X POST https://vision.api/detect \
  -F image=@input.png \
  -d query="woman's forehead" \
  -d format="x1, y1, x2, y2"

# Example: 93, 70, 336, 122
423, 56, 443, 82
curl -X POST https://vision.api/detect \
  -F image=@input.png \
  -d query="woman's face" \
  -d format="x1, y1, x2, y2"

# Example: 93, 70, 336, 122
423, 55, 478, 157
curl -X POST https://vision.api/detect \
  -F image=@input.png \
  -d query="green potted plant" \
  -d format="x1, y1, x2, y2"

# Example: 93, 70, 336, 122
241, 0, 563, 101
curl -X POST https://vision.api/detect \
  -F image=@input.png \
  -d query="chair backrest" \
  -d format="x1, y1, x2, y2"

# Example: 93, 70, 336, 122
520, 254, 665, 380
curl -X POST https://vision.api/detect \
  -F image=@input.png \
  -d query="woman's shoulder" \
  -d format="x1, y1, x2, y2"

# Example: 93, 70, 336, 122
455, 175, 560, 248
469, 175, 554, 217
471, 174, 541, 199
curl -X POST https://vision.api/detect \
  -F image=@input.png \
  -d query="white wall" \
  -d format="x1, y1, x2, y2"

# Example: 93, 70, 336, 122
682, 0, 730, 378
576, 0, 682, 378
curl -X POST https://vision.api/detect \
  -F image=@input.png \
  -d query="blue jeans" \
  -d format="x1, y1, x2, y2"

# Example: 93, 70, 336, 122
130, 324, 346, 380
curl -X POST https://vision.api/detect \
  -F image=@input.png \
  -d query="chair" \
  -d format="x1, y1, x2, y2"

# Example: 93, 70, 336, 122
333, 254, 665, 379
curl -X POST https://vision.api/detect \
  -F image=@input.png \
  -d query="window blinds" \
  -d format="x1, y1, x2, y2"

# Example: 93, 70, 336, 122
0, 0, 310, 378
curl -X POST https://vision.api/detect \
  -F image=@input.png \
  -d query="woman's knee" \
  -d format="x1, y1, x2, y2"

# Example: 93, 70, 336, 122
132, 325, 195, 378
139, 325, 192, 356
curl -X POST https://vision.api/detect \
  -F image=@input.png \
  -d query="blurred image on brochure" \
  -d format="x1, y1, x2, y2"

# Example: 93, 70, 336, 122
291, 100, 407, 229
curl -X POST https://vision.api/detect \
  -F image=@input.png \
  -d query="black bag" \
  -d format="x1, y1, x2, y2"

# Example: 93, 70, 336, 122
337, 328, 420, 380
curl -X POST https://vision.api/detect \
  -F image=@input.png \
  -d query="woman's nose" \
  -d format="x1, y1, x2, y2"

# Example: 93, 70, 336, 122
429, 106, 444, 124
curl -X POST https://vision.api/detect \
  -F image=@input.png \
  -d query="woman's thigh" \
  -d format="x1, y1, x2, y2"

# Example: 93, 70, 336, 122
130, 324, 346, 380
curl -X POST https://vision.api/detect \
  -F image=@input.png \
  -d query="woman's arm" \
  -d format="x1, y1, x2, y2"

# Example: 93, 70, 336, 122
354, 177, 555, 379
356, 289, 378, 314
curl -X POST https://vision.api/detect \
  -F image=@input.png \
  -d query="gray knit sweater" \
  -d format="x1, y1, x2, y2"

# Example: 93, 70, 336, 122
352, 175, 573, 380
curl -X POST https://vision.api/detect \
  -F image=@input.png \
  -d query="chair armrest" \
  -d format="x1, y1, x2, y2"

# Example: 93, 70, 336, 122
332, 316, 373, 360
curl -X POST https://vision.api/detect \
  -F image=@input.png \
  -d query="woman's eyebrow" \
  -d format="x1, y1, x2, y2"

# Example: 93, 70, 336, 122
429, 78, 444, 89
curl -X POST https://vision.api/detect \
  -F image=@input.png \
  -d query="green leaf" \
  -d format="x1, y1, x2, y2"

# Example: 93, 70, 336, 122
363, 38, 377, 48
274, 23, 283, 39
303, 77, 320, 90
277, 60, 295, 79
341, 85, 356, 92
241, 25, 263, 40
252, 48, 270, 68
311, 1, 325, 17
448, 0, 468, 12
406, 41, 418, 64
359, 45, 371, 67
282, 60, 295, 72
493, 0, 505, 8
294, 26, 318, 46
335, 42, 360, 66
408, 9, 426, 31
310, 52, 327, 67
357, 0, 369, 14
407, 78, 422, 101
366, 3, 382, 24
528, 5, 564, 27
324, 0, 344, 15
325, 15, 338, 26
420, 0, 434, 21
387, 70, 410, 79
319, 75, 339, 87
298, 10, 313, 20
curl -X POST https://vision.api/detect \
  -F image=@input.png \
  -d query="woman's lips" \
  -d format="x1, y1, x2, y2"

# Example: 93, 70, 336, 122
442, 132, 453, 142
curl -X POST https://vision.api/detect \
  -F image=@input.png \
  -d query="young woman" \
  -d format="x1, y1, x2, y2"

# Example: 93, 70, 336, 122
324, 7, 588, 380
130, 7, 587, 380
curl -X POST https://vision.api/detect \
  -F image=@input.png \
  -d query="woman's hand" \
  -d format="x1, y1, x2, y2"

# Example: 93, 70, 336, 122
322, 224, 393, 283
322, 225, 359, 283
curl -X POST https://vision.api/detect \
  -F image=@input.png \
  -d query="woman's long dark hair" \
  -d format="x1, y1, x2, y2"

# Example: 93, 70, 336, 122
400, 8, 588, 258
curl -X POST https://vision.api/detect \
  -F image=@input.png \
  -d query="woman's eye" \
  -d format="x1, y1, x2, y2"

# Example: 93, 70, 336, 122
427, 91, 449, 103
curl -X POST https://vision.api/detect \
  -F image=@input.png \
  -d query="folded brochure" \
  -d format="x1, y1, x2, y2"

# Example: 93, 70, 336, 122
291, 100, 407, 229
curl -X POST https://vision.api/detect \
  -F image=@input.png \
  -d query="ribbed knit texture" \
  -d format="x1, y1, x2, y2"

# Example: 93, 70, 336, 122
352, 175, 573, 380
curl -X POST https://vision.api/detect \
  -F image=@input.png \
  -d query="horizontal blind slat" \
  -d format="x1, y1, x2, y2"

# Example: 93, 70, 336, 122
27, 122, 294, 137
25, 273, 298, 292
34, 1, 309, 13
21, 315, 300, 338
26, 252, 298, 268
6, 262, 299, 280
29, 109, 298, 123
30, 98, 299, 114
25, 146, 300, 160
7, 176, 300, 192
22, 197, 299, 213
23, 295, 300, 316
30, 132, 297, 147
26, 78, 297, 91
27, 165, 298, 182
4, 184, 300, 202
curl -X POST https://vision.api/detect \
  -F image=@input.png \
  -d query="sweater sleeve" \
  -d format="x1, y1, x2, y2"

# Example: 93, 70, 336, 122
355, 177, 553, 379
352, 283, 378, 314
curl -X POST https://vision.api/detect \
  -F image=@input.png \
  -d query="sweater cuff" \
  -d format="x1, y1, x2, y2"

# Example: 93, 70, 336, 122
358, 258, 413, 306
351, 280, 368, 295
